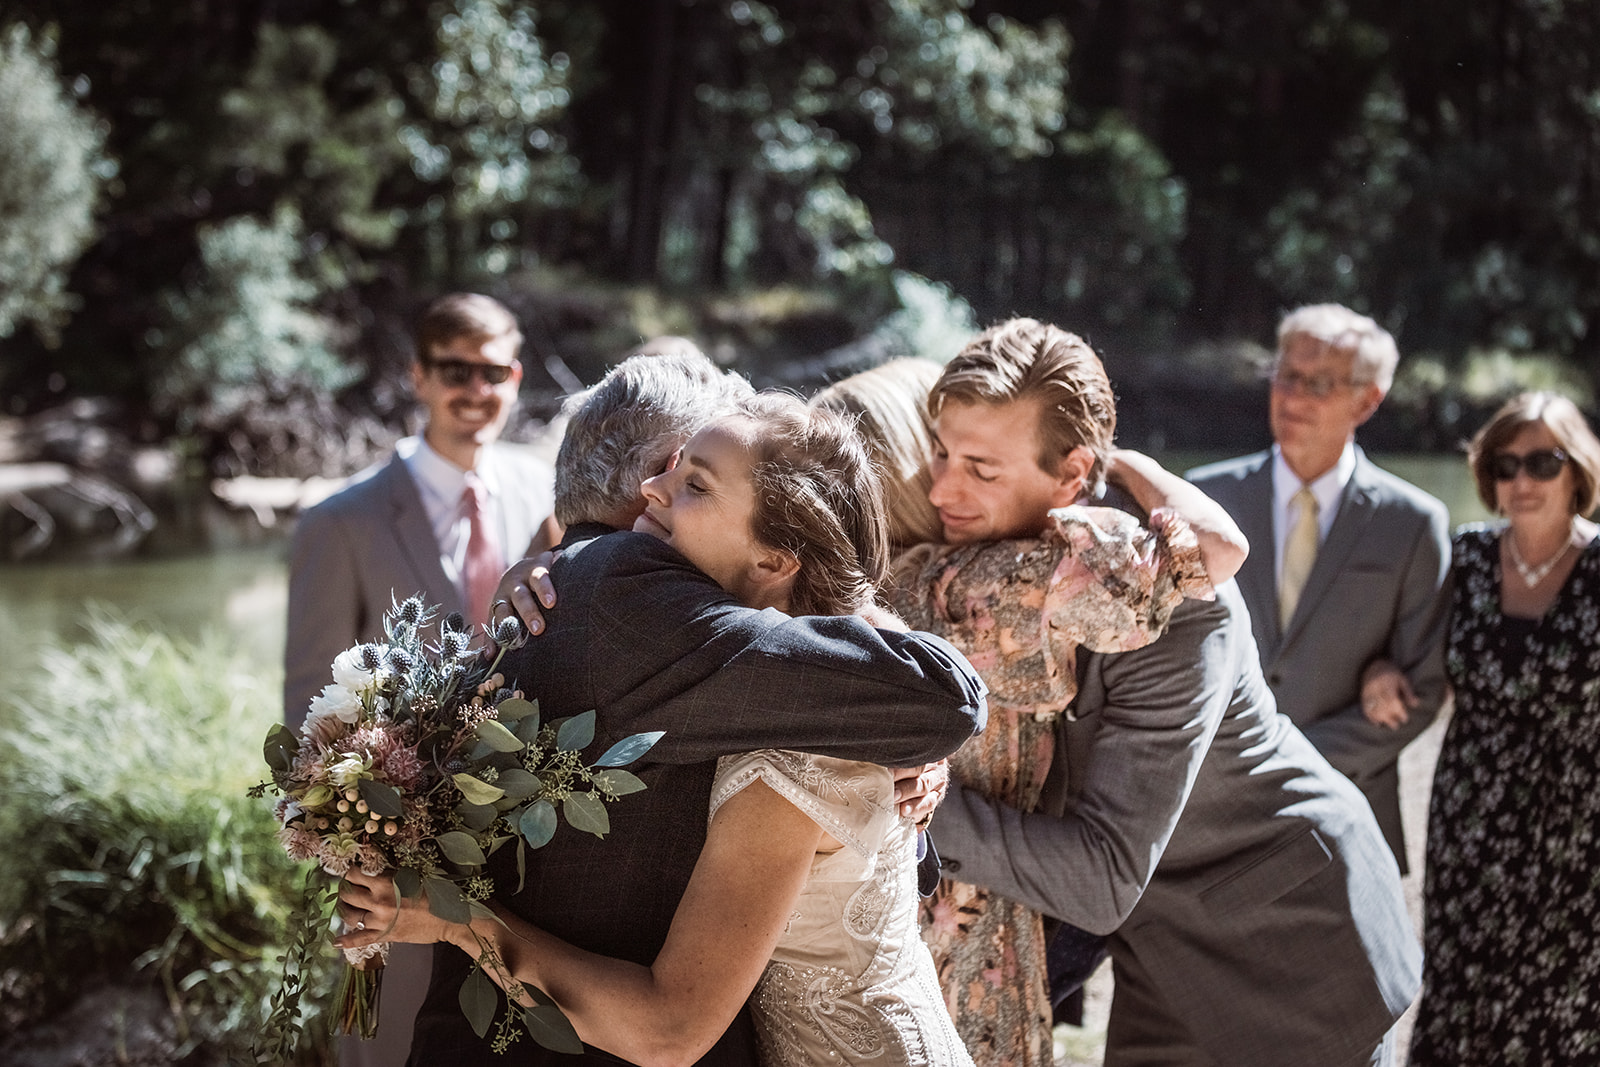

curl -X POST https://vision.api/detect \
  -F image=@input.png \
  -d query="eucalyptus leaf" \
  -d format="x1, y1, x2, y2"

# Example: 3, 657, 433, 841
423, 875, 471, 924
555, 710, 595, 752
453, 773, 505, 805
494, 768, 541, 800
563, 792, 610, 838
495, 696, 538, 722
473, 718, 525, 753
518, 800, 557, 849
455, 800, 497, 833
358, 778, 404, 818
514, 715, 544, 743
522, 1002, 584, 1054
459, 965, 498, 1038
592, 769, 648, 796
434, 830, 487, 867
263, 723, 299, 773
394, 868, 422, 899
595, 730, 664, 767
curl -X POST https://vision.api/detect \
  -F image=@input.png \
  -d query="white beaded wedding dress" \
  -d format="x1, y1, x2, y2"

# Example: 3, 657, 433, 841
710, 749, 975, 1066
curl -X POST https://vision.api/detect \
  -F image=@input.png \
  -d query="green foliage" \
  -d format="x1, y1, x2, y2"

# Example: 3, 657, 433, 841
0, 608, 335, 1062
0, 24, 110, 344
152, 208, 357, 429
877, 270, 977, 361
214, 23, 410, 252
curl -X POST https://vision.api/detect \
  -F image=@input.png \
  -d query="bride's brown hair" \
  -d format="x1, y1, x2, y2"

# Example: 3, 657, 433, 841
738, 393, 889, 617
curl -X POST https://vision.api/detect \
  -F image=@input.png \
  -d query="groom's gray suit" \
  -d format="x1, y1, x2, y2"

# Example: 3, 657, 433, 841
284, 444, 554, 727
1187, 447, 1451, 866
933, 496, 1421, 1065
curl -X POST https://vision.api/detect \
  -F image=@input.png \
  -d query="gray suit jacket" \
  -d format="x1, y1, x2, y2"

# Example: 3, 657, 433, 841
1187, 447, 1451, 865
934, 582, 1421, 1066
284, 443, 554, 728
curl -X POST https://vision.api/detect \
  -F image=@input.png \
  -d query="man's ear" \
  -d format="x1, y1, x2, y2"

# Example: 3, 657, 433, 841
1353, 382, 1385, 426
1051, 445, 1096, 507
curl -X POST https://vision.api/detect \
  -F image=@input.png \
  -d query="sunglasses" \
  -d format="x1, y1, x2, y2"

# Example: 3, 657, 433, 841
425, 359, 516, 387
1491, 448, 1569, 482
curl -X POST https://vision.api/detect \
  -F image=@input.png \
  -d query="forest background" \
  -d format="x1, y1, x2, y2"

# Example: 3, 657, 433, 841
5, 0, 1599, 498
1, 0, 1598, 1063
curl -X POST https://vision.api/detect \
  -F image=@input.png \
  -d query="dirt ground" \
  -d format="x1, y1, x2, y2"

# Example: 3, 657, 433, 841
1054, 701, 1452, 1066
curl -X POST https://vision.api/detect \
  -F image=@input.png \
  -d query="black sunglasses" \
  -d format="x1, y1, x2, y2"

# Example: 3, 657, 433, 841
425, 359, 516, 387
1491, 448, 1569, 482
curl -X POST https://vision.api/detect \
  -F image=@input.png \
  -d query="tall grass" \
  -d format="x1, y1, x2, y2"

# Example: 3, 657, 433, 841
0, 607, 335, 1062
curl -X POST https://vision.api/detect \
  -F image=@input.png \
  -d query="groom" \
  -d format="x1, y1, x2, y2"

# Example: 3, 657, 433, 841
919, 319, 1420, 1067
404, 349, 988, 1066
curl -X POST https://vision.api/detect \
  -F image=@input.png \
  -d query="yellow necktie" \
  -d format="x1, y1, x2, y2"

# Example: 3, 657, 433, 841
1279, 485, 1319, 628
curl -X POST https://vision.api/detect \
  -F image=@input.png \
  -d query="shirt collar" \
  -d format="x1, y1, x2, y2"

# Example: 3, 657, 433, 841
397, 435, 501, 503
1271, 442, 1354, 518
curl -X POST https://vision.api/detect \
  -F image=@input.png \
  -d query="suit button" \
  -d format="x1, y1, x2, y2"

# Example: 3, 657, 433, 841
944, 859, 962, 874
1269, 672, 1282, 686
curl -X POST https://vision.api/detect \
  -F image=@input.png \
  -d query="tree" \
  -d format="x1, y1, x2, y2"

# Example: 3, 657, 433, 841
0, 24, 109, 346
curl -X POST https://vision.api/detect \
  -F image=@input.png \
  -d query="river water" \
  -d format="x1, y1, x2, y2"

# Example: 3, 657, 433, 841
0, 453, 1493, 696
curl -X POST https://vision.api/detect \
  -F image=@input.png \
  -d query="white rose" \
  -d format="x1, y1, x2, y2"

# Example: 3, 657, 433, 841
308, 683, 363, 724
332, 646, 388, 692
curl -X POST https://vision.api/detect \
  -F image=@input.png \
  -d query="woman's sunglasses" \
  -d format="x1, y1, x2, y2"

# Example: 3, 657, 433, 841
1491, 448, 1569, 482
426, 359, 516, 387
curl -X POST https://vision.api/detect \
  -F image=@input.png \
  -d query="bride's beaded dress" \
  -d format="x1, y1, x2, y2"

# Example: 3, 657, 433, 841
710, 749, 975, 1066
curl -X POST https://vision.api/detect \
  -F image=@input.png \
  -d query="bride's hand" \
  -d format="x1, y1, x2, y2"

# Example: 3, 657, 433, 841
334, 868, 458, 950
489, 551, 560, 635
891, 759, 950, 824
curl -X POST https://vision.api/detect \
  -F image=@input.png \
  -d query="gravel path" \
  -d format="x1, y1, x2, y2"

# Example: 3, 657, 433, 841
1055, 700, 1451, 1066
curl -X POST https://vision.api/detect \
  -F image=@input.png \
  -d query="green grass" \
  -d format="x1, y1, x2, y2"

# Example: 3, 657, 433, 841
0, 606, 336, 1063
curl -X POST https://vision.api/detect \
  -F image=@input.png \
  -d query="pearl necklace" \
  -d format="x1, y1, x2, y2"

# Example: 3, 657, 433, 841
1506, 525, 1574, 588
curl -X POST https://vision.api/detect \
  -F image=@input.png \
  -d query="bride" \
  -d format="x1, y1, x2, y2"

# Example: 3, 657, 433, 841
337, 392, 974, 1065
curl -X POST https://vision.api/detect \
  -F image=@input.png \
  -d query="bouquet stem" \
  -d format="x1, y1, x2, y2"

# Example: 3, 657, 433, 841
335, 954, 385, 1039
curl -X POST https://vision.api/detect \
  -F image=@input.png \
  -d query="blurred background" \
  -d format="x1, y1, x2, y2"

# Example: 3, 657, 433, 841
1, 0, 1595, 1062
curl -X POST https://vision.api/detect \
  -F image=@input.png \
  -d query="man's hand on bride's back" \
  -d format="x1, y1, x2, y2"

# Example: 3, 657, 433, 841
490, 550, 560, 635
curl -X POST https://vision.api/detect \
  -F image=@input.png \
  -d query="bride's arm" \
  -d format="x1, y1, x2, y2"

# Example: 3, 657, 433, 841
339, 780, 822, 1067
1105, 449, 1248, 583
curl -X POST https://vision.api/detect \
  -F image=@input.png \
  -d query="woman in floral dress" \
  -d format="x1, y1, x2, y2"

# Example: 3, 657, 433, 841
1408, 391, 1600, 1065
814, 356, 1243, 1067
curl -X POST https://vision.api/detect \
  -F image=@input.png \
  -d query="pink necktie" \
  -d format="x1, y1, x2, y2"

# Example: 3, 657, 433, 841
461, 476, 504, 626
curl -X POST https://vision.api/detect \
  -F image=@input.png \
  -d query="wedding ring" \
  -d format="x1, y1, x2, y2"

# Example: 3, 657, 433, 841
491, 598, 512, 615
355, 920, 365, 931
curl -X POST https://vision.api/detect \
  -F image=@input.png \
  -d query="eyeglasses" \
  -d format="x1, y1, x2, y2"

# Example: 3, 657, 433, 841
1269, 368, 1361, 399
424, 359, 517, 387
1491, 448, 1569, 482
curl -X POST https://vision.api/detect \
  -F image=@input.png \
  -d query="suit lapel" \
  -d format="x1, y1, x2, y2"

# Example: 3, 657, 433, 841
382, 456, 464, 615
1280, 450, 1379, 645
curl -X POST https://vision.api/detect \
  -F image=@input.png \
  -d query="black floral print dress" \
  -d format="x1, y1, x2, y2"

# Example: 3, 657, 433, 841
1409, 524, 1600, 1066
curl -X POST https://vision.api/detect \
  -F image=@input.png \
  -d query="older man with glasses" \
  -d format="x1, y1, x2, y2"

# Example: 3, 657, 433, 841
1187, 302, 1452, 872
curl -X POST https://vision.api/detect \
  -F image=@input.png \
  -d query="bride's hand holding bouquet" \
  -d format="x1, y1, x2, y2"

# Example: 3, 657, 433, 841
251, 595, 660, 1059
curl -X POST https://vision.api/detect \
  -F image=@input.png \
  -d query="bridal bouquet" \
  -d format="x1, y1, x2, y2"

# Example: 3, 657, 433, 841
252, 595, 660, 1059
